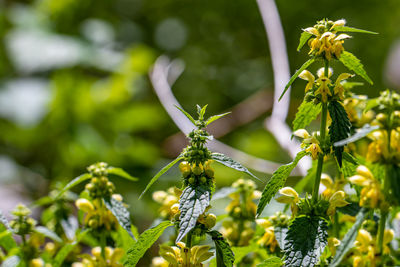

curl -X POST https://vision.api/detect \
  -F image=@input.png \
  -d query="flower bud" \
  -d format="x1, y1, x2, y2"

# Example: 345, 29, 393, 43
204, 214, 217, 228
88, 218, 99, 228
188, 177, 195, 184
30, 258, 44, 267
92, 247, 101, 258
75, 198, 94, 213
192, 164, 204, 176
179, 161, 191, 177
200, 176, 207, 183
112, 194, 123, 202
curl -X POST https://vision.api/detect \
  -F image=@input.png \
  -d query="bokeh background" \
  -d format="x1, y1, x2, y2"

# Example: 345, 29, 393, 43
0, 0, 400, 264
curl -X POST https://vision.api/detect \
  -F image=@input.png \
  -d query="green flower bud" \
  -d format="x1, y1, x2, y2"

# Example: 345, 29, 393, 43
192, 164, 203, 176
188, 177, 195, 184
200, 176, 207, 183
204, 214, 216, 229
179, 161, 191, 177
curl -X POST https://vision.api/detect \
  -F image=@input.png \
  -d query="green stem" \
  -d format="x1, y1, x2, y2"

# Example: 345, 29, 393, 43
100, 232, 106, 260
312, 100, 328, 203
187, 231, 193, 248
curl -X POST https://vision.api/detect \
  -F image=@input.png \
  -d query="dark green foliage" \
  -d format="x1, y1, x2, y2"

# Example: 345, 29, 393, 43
209, 230, 235, 267
125, 221, 173, 267
279, 58, 316, 101
211, 153, 260, 181
339, 51, 373, 84
176, 185, 211, 242
284, 216, 328, 267
297, 32, 313, 51
341, 152, 359, 178
293, 100, 321, 131
103, 197, 135, 239
256, 151, 308, 217
328, 101, 351, 167
330, 208, 368, 267
389, 164, 400, 204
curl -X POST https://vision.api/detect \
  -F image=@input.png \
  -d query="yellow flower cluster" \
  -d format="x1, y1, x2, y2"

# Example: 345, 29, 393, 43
299, 68, 353, 102
152, 242, 213, 267
305, 19, 351, 60
72, 247, 124, 267
343, 97, 374, 127
255, 219, 278, 252
352, 229, 394, 267
349, 166, 382, 209
366, 128, 400, 162
75, 196, 121, 230
293, 129, 322, 160
152, 187, 182, 220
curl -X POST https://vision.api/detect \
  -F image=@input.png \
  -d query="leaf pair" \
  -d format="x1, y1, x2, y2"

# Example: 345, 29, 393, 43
175, 105, 231, 127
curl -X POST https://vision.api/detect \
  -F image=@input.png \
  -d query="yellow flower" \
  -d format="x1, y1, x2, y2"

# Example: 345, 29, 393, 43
220, 220, 254, 246
153, 187, 182, 220
366, 130, 389, 162
256, 219, 278, 252
151, 257, 169, 267
327, 191, 349, 216
73, 247, 124, 267
334, 73, 354, 99
315, 68, 332, 102
276, 187, 299, 215
293, 129, 323, 160
321, 173, 346, 198
349, 166, 382, 208
299, 70, 315, 92
226, 179, 259, 219
159, 242, 213, 267
328, 237, 341, 256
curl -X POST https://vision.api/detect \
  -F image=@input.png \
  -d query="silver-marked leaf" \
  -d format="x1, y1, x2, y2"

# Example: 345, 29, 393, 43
279, 58, 316, 101
0, 210, 12, 232
256, 151, 308, 217
1, 255, 20, 267
103, 197, 134, 239
284, 216, 328, 267
53, 230, 88, 267
293, 100, 321, 131
211, 153, 260, 181
56, 173, 92, 198
125, 221, 173, 267
139, 155, 184, 199
209, 230, 235, 267
175, 105, 196, 125
329, 208, 368, 267
274, 226, 288, 249
333, 26, 378, 34
176, 185, 211, 243
206, 112, 231, 126
297, 31, 313, 51
35, 226, 62, 243
334, 124, 379, 147
107, 167, 138, 181
257, 256, 283, 267
339, 51, 372, 85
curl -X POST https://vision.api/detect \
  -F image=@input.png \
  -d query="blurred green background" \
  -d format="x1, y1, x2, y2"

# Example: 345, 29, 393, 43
0, 0, 399, 263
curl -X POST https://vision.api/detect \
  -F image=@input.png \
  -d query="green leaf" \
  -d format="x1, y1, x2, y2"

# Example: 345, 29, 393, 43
209, 230, 235, 267
211, 153, 260, 181
329, 208, 368, 267
231, 244, 258, 264
284, 215, 328, 267
35, 226, 62, 243
333, 26, 378, 35
341, 152, 358, 178
1, 255, 20, 267
294, 160, 317, 193
364, 98, 379, 113
328, 101, 351, 167
176, 185, 211, 242
103, 197, 135, 239
389, 164, 400, 204
257, 256, 283, 267
175, 105, 196, 125
256, 151, 308, 217
293, 100, 321, 131
116, 225, 136, 255
339, 51, 373, 85
139, 155, 184, 199
125, 221, 173, 267
297, 31, 313, 51
53, 230, 88, 267
206, 112, 231, 126
279, 58, 316, 101
57, 173, 92, 198
337, 202, 361, 217
334, 124, 379, 147
0, 209, 12, 232
0, 225, 17, 251
197, 104, 208, 120
107, 167, 138, 181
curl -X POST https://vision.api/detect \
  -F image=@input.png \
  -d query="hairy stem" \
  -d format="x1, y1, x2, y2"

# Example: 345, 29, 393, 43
312, 60, 329, 203
187, 231, 193, 248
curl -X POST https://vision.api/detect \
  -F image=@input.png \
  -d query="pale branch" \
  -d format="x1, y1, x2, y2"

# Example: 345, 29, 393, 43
149, 56, 303, 176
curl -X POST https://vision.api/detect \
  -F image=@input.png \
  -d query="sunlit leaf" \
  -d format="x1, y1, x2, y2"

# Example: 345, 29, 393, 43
206, 112, 231, 126
297, 31, 313, 51
53, 230, 88, 267
35, 226, 62, 243
175, 105, 196, 125
107, 167, 138, 181
257, 256, 283, 267
333, 26, 378, 34
339, 51, 372, 84
211, 153, 260, 181
56, 173, 92, 198
293, 100, 321, 131
333, 124, 379, 147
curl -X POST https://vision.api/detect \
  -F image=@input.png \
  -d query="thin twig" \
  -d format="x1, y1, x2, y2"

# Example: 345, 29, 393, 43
149, 56, 303, 176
